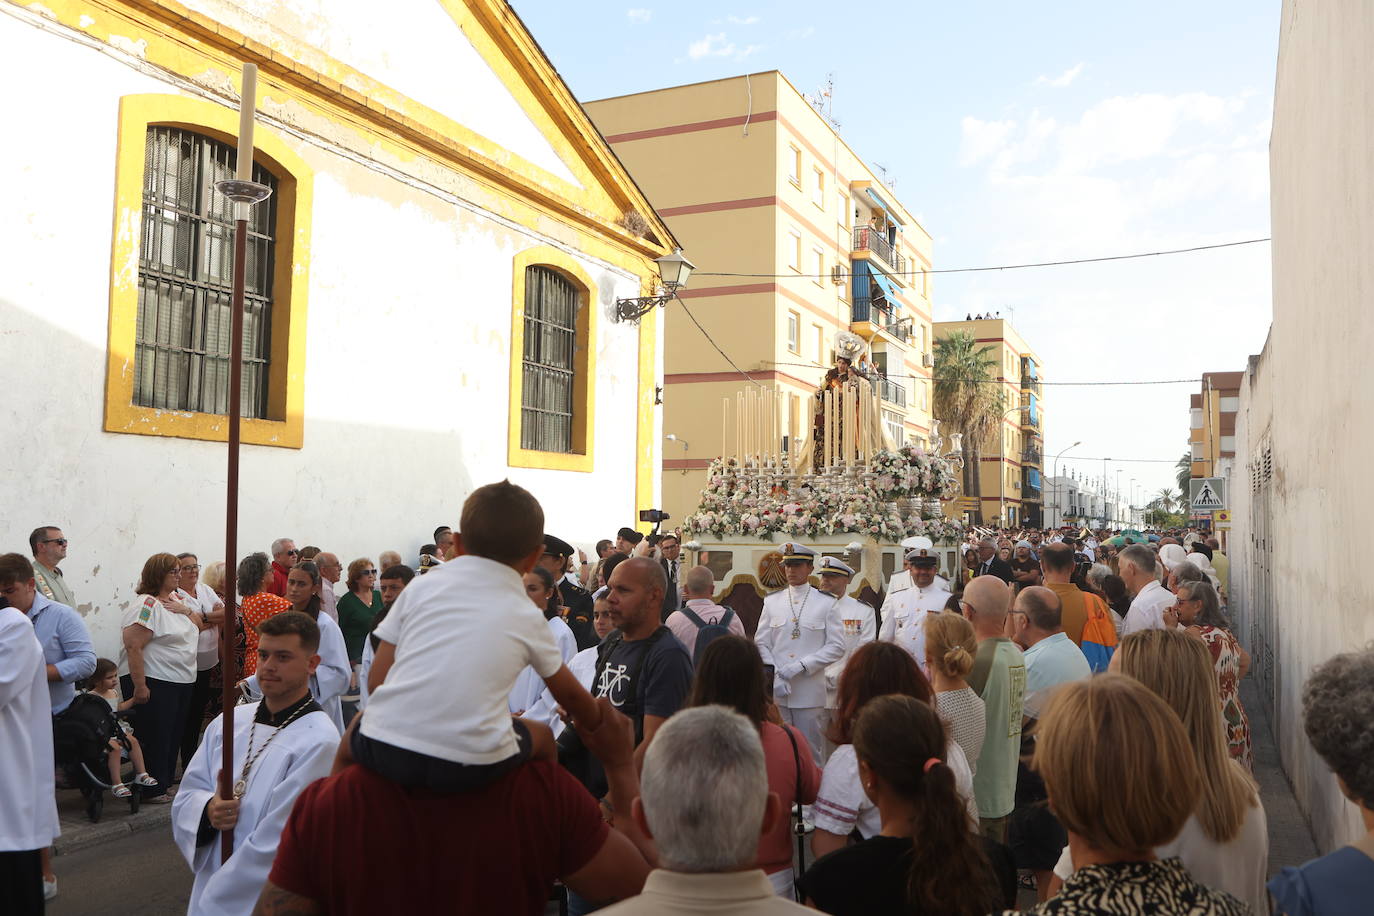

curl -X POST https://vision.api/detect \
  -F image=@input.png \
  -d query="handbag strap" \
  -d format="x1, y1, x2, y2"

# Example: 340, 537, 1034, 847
780, 723, 807, 894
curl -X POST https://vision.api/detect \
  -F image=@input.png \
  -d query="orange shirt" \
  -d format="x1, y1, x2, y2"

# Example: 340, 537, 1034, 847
241, 592, 292, 676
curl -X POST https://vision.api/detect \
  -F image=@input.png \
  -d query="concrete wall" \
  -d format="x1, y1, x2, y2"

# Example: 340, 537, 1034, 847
1231, 0, 1374, 852
0, 2, 663, 658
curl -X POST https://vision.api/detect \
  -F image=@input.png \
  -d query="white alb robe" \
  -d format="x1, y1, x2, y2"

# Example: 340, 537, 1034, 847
508, 616, 577, 724
0, 608, 60, 852
171, 701, 336, 916
242, 613, 351, 733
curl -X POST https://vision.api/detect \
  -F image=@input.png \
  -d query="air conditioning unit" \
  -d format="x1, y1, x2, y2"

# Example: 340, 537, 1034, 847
921, 352, 934, 368
830, 264, 846, 286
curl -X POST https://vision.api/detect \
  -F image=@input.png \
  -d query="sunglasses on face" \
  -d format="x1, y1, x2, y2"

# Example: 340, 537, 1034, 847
287, 549, 299, 556
43, 538, 68, 547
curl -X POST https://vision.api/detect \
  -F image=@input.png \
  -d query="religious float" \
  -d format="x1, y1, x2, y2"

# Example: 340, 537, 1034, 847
679, 332, 966, 630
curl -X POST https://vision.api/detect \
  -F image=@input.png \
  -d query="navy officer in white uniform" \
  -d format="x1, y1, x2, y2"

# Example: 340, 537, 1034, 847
878, 540, 952, 675
755, 543, 845, 766
816, 556, 875, 758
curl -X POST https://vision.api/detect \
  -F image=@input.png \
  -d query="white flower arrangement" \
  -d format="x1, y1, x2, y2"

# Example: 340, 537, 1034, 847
683, 454, 966, 543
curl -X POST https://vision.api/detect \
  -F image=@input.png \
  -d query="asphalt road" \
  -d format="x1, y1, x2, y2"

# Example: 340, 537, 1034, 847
49, 828, 193, 916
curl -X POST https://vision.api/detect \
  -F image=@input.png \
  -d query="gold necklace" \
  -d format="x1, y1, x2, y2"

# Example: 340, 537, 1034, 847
233, 700, 312, 798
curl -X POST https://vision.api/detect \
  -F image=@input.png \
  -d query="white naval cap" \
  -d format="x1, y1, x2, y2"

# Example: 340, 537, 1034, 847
779, 542, 818, 563
904, 535, 939, 565
816, 556, 855, 577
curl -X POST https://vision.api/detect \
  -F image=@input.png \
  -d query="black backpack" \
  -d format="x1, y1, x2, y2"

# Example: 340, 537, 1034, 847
53, 692, 117, 764
680, 607, 734, 665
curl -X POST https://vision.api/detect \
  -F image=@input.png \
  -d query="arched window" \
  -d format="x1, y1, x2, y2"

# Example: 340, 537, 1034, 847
520, 266, 582, 453
134, 126, 279, 417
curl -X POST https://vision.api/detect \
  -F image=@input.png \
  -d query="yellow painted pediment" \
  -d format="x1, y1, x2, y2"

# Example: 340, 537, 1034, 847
25, 0, 674, 257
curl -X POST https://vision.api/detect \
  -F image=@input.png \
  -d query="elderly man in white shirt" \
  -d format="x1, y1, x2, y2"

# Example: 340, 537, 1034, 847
1118, 544, 1173, 635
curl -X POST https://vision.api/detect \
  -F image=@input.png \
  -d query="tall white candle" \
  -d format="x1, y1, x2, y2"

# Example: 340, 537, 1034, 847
236, 63, 258, 182
725, 398, 736, 461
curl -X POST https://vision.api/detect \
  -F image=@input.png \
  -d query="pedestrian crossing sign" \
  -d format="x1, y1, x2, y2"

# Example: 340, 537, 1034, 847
1190, 478, 1227, 511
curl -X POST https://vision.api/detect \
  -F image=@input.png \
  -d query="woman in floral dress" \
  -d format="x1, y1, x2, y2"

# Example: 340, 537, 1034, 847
1174, 580, 1253, 770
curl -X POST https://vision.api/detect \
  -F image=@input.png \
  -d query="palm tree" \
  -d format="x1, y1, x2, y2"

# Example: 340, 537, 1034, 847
1147, 488, 1180, 513
1176, 450, 1192, 494
933, 331, 1005, 525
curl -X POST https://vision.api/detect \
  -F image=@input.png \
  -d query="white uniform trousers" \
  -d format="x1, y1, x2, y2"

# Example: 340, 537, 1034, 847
781, 706, 826, 768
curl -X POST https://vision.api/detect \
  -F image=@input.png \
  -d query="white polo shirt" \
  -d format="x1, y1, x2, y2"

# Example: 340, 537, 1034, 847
1122, 580, 1174, 635
361, 555, 563, 765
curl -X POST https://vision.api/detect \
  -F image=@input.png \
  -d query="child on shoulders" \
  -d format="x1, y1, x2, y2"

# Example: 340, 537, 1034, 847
341, 480, 602, 790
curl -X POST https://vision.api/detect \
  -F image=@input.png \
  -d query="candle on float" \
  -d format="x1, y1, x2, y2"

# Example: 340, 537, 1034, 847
736, 393, 744, 460
236, 63, 258, 182
824, 390, 834, 469
725, 398, 736, 461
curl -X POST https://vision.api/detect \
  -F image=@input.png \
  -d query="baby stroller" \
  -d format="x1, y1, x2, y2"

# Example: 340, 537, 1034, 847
53, 691, 140, 823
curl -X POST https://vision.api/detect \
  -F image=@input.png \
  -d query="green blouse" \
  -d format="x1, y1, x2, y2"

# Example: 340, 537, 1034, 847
337, 589, 383, 662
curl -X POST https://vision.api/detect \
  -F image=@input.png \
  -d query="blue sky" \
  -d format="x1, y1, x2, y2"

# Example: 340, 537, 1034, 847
515, 0, 1281, 505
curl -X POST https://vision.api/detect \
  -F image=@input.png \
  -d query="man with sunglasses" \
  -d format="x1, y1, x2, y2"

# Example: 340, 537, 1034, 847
29, 527, 73, 609
267, 538, 298, 597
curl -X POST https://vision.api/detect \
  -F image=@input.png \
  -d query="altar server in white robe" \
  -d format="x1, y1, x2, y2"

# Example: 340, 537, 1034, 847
173, 612, 337, 916
0, 590, 60, 915
242, 566, 351, 733
755, 543, 845, 766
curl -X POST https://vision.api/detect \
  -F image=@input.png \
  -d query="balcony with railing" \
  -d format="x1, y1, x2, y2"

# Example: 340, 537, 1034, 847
1021, 407, 1040, 428
879, 377, 906, 408
1021, 376, 1042, 396
1021, 445, 1043, 466
1022, 469, 1043, 500
852, 226, 907, 275
852, 297, 907, 341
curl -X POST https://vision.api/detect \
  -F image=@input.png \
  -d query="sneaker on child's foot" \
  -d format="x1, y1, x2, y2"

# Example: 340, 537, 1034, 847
43, 876, 57, 901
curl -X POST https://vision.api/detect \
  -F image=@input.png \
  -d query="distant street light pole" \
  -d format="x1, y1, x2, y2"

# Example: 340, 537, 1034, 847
1052, 441, 1082, 528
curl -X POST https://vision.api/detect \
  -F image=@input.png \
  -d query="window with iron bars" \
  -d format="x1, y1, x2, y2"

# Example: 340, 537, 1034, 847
521, 266, 581, 453
134, 126, 278, 417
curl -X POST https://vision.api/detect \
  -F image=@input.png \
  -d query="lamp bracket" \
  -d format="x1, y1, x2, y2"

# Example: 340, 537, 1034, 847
614, 290, 675, 323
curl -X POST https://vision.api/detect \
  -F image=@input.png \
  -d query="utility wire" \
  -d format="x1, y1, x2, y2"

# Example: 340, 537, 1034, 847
766, 361, 1199, 386
695, 237, 1270, 280
674, 294, 764, 389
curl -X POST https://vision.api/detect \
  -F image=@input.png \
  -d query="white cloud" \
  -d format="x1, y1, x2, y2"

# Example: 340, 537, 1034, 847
959, 117, 1016, 166
786, 26, 815, 40
1035, 62, 1085, 88
940, 87, 1273, 498
727, 15, 760, 25
626, 8, 651, 23
686, 32, 762, 62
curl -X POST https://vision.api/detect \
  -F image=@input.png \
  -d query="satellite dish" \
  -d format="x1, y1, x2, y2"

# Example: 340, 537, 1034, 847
834, 331, 866, 361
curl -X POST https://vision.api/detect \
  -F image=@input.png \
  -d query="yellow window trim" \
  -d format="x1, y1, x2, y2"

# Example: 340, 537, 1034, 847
104, 93, 312, 448
509, 247, 598, 472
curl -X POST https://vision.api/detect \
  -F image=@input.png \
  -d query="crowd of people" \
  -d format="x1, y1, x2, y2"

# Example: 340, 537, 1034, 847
0, 509, 1371, 915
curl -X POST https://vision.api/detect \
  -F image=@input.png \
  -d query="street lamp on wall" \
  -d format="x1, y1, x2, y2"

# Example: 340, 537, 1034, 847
615, 248, 696, 322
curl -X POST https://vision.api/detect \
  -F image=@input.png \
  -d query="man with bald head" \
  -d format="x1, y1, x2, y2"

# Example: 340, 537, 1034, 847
315, 552, 341, 623
961, 575, 1025, 842
598, 558, 693, 762
1008, 586, 1090, 721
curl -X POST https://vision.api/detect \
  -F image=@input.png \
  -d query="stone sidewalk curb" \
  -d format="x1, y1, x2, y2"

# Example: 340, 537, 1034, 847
53, 793, 173, 857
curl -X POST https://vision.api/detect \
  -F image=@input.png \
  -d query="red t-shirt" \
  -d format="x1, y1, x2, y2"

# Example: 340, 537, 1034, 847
758, 722, 820, 874
269, 760, 609, 914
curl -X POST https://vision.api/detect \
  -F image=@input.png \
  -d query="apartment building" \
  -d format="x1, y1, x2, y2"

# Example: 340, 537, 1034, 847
585, 72, 936, 521
1190, 371, 1243, 484
933, 317, 1045, 527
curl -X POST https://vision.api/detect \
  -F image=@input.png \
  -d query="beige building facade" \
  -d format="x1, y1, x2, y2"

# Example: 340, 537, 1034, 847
1231, 0, 1374, 853
933, 318, 1044, 527
585, 72, 935, 522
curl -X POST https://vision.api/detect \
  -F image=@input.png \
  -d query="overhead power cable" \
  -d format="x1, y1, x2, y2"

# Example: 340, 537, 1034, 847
766, 361, 1200, 387
695, 237, 1270, 280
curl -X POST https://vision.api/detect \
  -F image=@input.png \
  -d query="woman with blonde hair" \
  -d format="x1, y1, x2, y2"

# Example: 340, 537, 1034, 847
924, 612, 985, 773
1049, 628, 1267, 910
1018, 675, 1246, 914
337, 557, 383, 664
